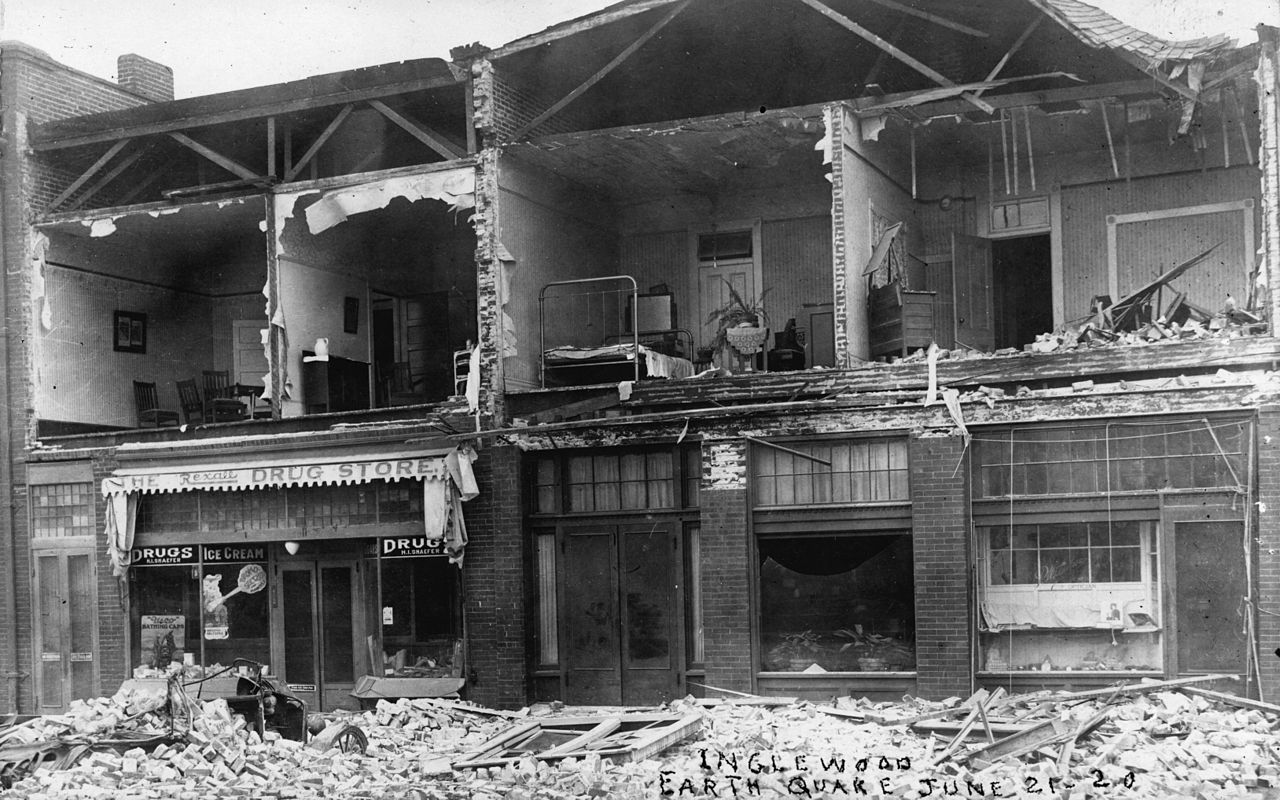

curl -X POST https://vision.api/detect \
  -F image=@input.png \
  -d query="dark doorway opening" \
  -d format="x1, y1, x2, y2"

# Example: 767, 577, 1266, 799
991, 234, 1052, 350
371, 300, 395, 407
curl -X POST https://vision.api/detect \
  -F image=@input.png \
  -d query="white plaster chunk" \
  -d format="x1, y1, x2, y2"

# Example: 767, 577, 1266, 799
304, 169, 477, 235
86, 218, 118, 237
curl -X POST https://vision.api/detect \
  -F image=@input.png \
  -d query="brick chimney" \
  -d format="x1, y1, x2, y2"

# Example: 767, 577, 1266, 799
117, 54, 174, 102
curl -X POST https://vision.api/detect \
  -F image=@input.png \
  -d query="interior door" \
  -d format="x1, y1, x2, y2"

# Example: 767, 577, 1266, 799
34, 549, 98, 711
276, 562, 360, 711
231, 320, 269, 387
951, 233, 994, 351
700, 261, 756, 352
562, 525, 681, 705
1174, 521, 1247, 674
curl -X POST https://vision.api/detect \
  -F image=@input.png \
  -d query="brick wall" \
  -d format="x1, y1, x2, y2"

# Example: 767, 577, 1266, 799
909, 433, 973, 699
1, 43, 150, 712
1256, 407, 1280, 698
700, 441, 754, 692
461, 445, 527, 708
117, 54, 174, 102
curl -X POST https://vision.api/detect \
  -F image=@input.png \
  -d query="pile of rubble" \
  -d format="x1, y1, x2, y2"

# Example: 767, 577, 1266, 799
5, 675, 1280, 798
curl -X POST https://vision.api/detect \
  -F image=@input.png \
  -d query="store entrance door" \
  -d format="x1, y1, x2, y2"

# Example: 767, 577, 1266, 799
1174, 521, 1247, 675
274, 561, 360, 711
562, 524, 681, 706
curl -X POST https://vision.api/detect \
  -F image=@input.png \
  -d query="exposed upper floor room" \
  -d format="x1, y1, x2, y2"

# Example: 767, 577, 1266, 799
472, 0, 1252, 141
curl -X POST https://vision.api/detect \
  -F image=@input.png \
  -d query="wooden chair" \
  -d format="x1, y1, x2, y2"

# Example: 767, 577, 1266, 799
132, 381, 179, 428
176, 379, 204, 426
383, 362, 425, 406
201, 370, 246, 422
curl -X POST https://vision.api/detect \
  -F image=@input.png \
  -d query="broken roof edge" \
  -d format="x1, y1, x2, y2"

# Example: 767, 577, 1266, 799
1, 40, 157, 105
35, 193, 265, 229
478, 0, 680, 62
504, 99, 830, 151
31, 56, 461, 151
1026, 0, 1240, 66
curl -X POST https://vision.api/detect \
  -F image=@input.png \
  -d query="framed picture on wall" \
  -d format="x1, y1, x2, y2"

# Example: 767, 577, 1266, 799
114, 310, 147, 354
343, 296, 360, 334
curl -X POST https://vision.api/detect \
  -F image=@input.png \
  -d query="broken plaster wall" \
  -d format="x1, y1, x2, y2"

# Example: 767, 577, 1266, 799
1259, 27, 1280, 334
271, 167, 478, 413
495, 155, 618, 391
832, 104, 922, 364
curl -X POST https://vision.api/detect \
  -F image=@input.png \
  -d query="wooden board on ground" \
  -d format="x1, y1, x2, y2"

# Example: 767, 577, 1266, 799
452, 713, 701, 769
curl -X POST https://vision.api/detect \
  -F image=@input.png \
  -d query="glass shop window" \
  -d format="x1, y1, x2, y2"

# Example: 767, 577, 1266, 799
753, 439, 909, 507
200, 561, 270, 667
978, 520, 1162, 673
975, 420, 1247, 498
129, 565, 199, 671
380, 558, 461, 675
758, 534, 915, 673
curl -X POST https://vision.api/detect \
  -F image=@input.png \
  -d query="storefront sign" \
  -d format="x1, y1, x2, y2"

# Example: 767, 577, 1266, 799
110, 454, 449, 495
70, 653, 94, 662
131, 545, 198, 566
380, 536, 447, 558
130, 544, 268, 566
203, 545, 267, 563
140, 614, 186, 667
287, 683, 317, 693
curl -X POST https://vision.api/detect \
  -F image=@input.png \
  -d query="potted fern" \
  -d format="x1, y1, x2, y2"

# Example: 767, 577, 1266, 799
706, 280, 771, 365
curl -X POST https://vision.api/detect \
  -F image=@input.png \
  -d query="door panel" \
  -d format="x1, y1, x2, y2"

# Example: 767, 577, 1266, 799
952, 233, 994, 351
563, 532, 621, 704
700, 263, 755, 351
277, 562, 360, 711
232, 320, 269, 387
279, 565, 319, 711
621, 528, 678, 705
35, 550, 98, 711
1175, 521, 1246, 674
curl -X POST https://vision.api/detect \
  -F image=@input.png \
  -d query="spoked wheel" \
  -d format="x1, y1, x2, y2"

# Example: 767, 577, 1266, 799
333, 725, 368, 755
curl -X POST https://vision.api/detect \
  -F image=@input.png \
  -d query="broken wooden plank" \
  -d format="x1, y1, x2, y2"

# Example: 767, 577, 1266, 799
912, 719, 1035, 738
1051, 673, 1238, 702
1180, 686, 1280, 716
965, 717, 1076, 769
452, 713, 700, 769
860, 0, 988, 37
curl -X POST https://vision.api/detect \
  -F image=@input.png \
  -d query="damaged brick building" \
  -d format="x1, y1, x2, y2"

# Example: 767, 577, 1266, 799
2, 0, 1280, 715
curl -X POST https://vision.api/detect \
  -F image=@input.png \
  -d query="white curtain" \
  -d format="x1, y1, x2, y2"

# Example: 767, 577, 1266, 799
101, 478, 138, 578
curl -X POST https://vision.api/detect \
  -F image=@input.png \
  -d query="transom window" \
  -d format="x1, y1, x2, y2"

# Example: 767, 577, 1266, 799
531, 447, 698, 515
31, 483, 95, 538
753, 439, 908, 507
975, 420, 1247, 498
985, 521, 1142, 585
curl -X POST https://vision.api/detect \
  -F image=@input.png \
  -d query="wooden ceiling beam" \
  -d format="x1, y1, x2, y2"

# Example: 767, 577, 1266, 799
860, 0, 988, 38
46, 138, 133, 212
284, 104, 353, 182
168, 132, 261, 182
63, 145, 153, 212
510, 0, 693, 141
368, 99, 465, 159
33, 74, 459, 151
971, 17, 1043, 99
796, 0, 994, 114
851, 78, 1167, 119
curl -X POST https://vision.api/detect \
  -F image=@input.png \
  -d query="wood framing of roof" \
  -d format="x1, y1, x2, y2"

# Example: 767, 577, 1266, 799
31, 59, 460, 151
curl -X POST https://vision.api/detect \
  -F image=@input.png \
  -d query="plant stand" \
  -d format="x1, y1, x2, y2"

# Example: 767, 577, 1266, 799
725, 325, 769, 373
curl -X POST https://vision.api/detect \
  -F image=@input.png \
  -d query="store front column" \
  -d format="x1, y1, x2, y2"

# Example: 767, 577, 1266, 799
909, 433, 972, 700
